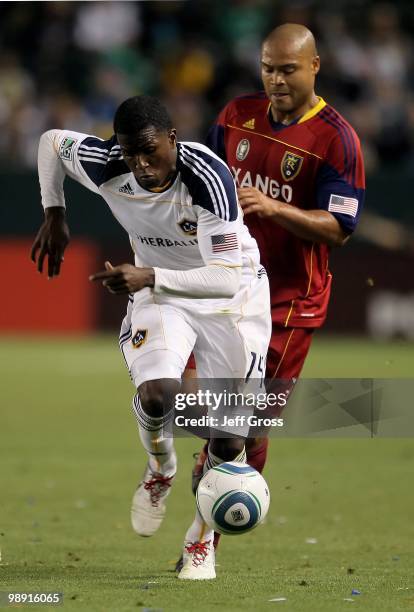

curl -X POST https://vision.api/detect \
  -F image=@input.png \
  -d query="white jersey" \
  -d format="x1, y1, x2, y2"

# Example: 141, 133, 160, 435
43, 130, 266, 312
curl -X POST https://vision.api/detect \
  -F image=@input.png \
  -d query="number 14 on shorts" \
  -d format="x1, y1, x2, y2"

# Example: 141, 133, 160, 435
245, 351, 265, 386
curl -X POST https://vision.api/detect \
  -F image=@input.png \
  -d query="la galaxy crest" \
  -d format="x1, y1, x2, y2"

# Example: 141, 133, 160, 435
236, 139, 250, 161
281, 151, 304, 181
132, 329, 147, 349
178, 219, 198, 236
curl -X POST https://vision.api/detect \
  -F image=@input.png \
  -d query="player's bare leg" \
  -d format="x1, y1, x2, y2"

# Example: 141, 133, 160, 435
178, 437, 246, 580
131, 379, 179, 537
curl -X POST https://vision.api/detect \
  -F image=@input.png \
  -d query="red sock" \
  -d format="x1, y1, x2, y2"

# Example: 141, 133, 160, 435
246, 437, 269, 473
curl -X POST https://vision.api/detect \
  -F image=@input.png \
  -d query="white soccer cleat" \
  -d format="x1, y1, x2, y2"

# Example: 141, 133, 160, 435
178, 539, 216, 580
131, 464, 175, 537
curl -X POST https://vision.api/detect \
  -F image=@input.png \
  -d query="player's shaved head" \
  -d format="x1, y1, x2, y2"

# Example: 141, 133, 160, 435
261, 23, 320, 124
264, 23, 317, 59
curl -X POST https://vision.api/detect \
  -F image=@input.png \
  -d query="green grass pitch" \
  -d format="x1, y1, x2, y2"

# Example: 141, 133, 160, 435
1, 336, 413, 611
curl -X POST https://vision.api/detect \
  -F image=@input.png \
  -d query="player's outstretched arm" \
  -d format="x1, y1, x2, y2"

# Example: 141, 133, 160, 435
31, 206, 70, 278
238, 126, 364, 247
89, 259, 240, 299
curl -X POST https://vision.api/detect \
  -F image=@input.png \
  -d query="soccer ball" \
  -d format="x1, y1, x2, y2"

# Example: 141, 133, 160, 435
196, 461, 270, 535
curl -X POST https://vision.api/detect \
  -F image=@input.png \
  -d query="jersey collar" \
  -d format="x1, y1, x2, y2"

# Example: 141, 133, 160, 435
148, 175, 176, 193
298, 97, 326, 124
266, 96, 327, 128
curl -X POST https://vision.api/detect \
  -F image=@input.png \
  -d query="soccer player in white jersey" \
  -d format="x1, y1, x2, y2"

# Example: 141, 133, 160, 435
31, 96, 271, 580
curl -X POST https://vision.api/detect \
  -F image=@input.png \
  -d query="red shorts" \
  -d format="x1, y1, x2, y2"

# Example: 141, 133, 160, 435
266, 325, 313, 379
186, 352, 197, 370
186, 325, 313, 379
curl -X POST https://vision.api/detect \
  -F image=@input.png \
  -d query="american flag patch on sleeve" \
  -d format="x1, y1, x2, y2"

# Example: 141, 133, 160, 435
211, 233, 238, 253
328, 194, 359, 218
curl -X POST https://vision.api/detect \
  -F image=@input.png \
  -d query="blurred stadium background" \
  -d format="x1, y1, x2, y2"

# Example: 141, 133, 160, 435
1, 0, 413, 345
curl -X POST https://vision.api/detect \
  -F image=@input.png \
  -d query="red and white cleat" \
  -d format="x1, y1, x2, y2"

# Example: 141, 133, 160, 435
178, 539, 216, 580
131, 464, 175, 537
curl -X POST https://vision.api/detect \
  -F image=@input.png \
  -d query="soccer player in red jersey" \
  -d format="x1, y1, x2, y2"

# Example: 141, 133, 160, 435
178, 23, 365, 564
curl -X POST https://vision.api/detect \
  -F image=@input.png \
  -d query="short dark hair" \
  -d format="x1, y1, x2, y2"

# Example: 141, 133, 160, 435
113, 95, 173, 135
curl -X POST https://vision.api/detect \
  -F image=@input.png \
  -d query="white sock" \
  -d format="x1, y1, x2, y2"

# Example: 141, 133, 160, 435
132, 393, 177, 477
185, 445, 246, 543
184, 508, 214, 544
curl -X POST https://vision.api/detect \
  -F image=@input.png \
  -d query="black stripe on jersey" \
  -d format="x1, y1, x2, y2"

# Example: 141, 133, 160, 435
79, 142, 121, 152
119, 327, 133, 383
78, 135, 129, 187
324, 106, 358, 186
119, 326, 132, 345
319, 108, 357, 185
177, 143, 238, 221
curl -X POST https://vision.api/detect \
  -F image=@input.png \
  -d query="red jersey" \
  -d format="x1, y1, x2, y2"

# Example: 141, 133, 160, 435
206, 93, 365, 328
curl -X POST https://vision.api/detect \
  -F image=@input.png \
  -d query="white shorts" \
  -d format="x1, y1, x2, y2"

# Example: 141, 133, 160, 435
119, 275, 271, 389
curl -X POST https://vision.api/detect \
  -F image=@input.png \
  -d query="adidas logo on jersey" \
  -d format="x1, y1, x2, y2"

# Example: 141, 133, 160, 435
242, 118, 255, 129
119, 182, 134, 195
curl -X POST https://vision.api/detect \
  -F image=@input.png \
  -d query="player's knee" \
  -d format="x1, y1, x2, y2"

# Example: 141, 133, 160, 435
210, 437, 245, 462
138, 383, 164, 417
138, 379, 179, 418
